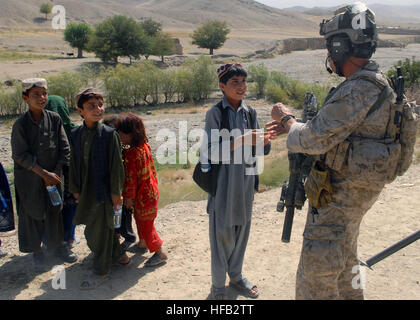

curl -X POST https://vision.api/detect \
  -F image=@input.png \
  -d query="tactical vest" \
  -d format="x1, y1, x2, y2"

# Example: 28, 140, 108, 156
324, 74, 419, 184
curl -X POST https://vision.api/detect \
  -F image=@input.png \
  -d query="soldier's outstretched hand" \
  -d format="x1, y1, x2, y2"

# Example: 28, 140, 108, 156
265, 120, 287, 140
271, 102, 292, 122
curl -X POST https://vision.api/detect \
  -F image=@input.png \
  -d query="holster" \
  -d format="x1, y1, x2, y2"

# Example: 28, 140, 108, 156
304, 161, 334, 209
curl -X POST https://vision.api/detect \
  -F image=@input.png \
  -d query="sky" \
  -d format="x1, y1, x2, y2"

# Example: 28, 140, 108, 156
255, 0, 420, 8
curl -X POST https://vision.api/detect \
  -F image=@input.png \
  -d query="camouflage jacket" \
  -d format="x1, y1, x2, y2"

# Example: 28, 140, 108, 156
286, 60, 399, 186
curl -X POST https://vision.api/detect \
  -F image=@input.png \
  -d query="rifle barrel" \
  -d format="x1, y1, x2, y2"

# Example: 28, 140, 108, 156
281, 206, 295, 243
364, 230, 420, 268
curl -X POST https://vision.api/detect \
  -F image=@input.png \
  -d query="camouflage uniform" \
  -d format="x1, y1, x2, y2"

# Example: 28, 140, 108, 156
286, 61, 397, 300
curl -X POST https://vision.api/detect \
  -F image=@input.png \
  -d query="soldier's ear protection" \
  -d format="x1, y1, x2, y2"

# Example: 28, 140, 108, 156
327, 35, 351, 64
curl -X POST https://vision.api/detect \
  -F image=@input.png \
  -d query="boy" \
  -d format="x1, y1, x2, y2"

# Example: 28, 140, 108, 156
69, 88, 129, 289
202, 64, 271, 300
11, 78, 77, 268
45, 95, 80, 248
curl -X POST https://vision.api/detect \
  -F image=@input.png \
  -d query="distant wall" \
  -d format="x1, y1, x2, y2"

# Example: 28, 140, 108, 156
378, 27, 420, 36
246, 36, 404, 59
172, 38, 183, 55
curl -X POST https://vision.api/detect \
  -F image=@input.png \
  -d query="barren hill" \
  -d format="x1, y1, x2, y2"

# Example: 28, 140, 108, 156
285, 4, 420, 25
0, 0, 318, 33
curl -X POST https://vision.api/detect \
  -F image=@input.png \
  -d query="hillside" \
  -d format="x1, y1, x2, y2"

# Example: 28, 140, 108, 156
284, 4, 420, 25
0, 0, 318, 32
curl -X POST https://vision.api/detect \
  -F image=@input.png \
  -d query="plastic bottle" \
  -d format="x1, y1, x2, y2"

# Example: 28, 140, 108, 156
0, 191, 7, 209
200, 163, 211, 173
46, 185, 62, 206
113, 205, 122, 229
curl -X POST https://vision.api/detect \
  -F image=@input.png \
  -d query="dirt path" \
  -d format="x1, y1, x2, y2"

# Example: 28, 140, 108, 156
0, 162, 419, 300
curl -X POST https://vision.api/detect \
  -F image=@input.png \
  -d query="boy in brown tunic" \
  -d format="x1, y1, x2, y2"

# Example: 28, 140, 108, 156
11, 78, 77, 268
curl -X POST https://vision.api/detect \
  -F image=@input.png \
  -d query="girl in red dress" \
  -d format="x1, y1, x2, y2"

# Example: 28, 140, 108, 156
116, 113, 167, 267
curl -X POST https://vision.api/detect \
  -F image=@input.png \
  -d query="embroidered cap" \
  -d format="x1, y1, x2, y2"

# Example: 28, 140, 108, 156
21, 78, 47, 93
76, 88, 104, 108
217, 63, 243, 80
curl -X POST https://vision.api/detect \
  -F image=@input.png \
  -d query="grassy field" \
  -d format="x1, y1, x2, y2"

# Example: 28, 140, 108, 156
156, 135, 291, 207
0, 49, 55, 62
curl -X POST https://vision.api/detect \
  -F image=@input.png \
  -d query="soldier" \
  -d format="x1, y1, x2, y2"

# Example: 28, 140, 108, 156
266, 2, 401, 299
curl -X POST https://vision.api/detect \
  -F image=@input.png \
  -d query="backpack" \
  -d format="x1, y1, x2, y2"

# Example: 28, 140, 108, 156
325, 75, 419, 183
361, 76, 419, 178
193, 101, 269, 196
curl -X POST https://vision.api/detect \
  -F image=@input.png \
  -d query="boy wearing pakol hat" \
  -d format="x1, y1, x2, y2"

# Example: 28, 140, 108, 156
69, 88, 129, 290
11, 78, 78, 269
200, 64, 271, 299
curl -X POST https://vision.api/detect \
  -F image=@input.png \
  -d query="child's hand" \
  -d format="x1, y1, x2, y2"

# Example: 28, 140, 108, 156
111, 194, 123, 211
73, 193, 80, 201
42, 170, 61, 187
123, 198, 135, 209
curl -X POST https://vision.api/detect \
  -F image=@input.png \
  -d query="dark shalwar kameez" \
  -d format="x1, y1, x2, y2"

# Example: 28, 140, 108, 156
11, 109, 70, 253
69, 122, 125, 276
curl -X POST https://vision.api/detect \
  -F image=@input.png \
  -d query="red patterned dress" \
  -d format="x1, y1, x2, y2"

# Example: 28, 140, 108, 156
122, 143, 162, 252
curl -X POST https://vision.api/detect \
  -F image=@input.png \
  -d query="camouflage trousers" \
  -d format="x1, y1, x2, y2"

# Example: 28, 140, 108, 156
295, 178, 384, 300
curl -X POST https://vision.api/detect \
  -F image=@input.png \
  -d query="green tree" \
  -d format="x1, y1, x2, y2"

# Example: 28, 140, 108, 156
139, 18, 162, 37
64, 22, 93, 58
88, 15, 150, 64
248, 63, 269, 98
191, 20, 230, 55
40, 2, 53, 20
150, 32, 174, 62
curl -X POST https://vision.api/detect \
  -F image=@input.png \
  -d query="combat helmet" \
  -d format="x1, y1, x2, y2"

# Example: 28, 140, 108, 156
319, 2, 378, 75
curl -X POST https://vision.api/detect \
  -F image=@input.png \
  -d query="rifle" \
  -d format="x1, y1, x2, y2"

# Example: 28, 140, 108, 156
359, 229, 420, 269
391, 66, 404, 133
277, 92, 318, 243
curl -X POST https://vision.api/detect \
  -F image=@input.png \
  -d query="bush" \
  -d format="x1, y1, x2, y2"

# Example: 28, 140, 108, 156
174, 68, 195, 103
387, 57, 420, 89
47, 71, 88, 108
0, 83, 25, 116
248, 63, 269, 98
184, 55, 218, 101
265, 82, 290, 105
138, 61, 164, 105
102, 65, 134, 107
266, 71, 329, 109
160, 69, 178, 103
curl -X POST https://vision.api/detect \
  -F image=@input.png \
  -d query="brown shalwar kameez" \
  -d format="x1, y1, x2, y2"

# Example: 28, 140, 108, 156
11, 109, 70, 253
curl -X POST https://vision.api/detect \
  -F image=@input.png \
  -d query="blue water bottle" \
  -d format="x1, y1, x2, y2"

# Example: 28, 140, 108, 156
0, 191, 7, 209
201, 163, 211, 173
113, 205, 122, 229
46, 185, 62, 206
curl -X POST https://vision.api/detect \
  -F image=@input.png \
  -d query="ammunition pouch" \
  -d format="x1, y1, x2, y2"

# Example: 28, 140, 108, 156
324, 140, 351, 172
304, 162, 334, 209
347, 140, 401, 187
